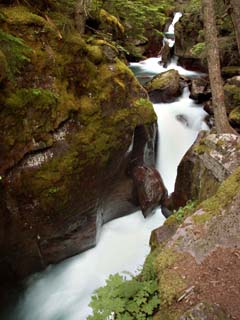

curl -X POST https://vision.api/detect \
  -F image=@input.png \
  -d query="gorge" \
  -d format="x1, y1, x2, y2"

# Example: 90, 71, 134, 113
0, 0, 240, 319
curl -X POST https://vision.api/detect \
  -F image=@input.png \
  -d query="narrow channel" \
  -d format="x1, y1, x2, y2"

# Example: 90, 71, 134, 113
3, 13, 208, 320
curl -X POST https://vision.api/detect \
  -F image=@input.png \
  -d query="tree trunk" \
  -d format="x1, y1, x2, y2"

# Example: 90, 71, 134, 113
229, 0, 240, 56
202, 0, 237, 134
75, 0, 91, 35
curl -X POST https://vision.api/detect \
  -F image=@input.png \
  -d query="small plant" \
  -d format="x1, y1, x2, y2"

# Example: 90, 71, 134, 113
173, 200, 197, 223
88, 252, 160, 319
88, 274, 159, 320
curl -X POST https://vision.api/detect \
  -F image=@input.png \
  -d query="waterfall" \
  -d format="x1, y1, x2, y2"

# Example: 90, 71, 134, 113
2, 12, 208, 320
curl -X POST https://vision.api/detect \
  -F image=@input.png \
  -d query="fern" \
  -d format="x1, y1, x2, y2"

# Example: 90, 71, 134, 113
88, 252, 160, 320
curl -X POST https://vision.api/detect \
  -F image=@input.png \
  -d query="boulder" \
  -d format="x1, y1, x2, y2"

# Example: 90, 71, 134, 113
189, 77, 211, 103
170, 132, 240, 209
222, 66, 240, 78
229, 106, 240, 127
132, 165, 167, 217
224, 82, 240, 113
144, 69, 182, 103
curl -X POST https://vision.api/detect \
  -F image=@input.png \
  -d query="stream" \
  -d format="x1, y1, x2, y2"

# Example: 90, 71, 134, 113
2, 13, 208, 320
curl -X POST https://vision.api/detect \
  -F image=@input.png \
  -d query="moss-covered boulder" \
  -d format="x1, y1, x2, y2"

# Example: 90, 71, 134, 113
229, 106, 240, 126
222, 66, 240, 78
144, 69, 182, 103
224, 81, 240, 113
0, 3, 158, 285
170, 132, 240, 209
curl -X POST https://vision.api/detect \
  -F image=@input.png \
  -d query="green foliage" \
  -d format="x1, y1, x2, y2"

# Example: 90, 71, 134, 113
184, 0, 201, 13
165, 200, 197, 226
101, 0, 173, 41
0, 28, 31, 78
88, 252, 159, 320
191, 42, 206, 57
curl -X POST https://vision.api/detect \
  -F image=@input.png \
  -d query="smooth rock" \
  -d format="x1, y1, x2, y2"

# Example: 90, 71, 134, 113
132, 165, 167, 217
144, 69, 181, 103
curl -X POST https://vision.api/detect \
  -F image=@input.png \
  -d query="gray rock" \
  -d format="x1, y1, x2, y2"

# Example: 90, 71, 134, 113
179, 302, 231, 320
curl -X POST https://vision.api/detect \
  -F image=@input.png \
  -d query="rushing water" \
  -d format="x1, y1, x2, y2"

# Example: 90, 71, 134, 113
3, 13, 208, 320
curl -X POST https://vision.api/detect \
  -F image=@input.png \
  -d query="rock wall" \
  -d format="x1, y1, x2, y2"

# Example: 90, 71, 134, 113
0, 3, 158, 285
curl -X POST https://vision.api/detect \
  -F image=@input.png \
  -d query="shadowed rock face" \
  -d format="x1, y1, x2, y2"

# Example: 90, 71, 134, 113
0, 3, 160, 286
132, 165, 167, 217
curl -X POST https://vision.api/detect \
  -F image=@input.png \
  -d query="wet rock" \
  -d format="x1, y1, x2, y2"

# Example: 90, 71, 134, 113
150, 222, 178, 250
144, 69, 182, 103
132, 165, 167, 217
224, 81, 240, 114
189, 77, 211, 103
161, 42, 171, 68
179, 302, 231, 320
176, 114, 189, 127
203, 100, 214, 116
170, 132, 240, 209
229, 106, 240, 127
222, 66, 240, 78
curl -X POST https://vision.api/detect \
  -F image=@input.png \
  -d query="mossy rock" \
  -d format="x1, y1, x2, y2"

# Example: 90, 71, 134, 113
0, 49, 7, 81
222, 66, 240, 78
229, 106, 240, 126
144, 69, 181, 103
224, 83, 240, 113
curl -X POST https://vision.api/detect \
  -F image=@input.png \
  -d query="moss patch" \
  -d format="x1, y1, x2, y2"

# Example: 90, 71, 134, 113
156, 248, 186, 306
200, 166, 240, 214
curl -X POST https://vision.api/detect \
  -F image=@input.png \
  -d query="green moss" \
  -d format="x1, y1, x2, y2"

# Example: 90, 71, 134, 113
222, 66, 240, 77
201, 166, 240, 214
1, 6, 55, 32
0, 28, 31, 77
100, 8, 124, 35
192, 212, 211, 224
145, 69, 179, 91
6, 88, 58, 110
165, 200, 197, 226
224, 84, 240, 106
86, 44, 103, 64
193, 141, 211, 155
229, 106, 240, 124
0, 49, 7, 81
156, 248, 185, 306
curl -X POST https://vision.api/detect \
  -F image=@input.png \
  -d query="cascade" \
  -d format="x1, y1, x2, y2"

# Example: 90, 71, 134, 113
2, 13, 208, 320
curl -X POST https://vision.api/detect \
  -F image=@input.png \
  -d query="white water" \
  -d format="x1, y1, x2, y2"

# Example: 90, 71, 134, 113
4, 13, 208, 320
168, 12, 182, 35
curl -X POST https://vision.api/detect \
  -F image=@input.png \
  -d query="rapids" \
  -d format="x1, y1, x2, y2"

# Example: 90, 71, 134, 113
2, 12, 208, 320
